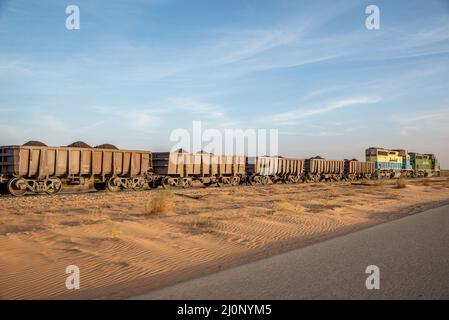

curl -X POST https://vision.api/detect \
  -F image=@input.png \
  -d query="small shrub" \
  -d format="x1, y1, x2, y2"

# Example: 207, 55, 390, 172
144, 191, 172, 215
326, 188, 338, 198
320, 199, 336, 209
396, 178, 407, 189
191, 216, 213, 229
107, 229, 123, 240
373, 179, 388, 186
273, 201, 304, 213
182, 216, 215, 233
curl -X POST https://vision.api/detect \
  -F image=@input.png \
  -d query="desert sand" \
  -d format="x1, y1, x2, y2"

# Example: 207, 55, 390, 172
0, 177, 449, 299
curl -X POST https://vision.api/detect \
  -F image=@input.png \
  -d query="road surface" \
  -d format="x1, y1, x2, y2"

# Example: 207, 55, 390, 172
136, 204, 449, 299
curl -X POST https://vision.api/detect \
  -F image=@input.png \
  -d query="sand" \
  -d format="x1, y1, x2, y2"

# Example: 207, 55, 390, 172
0, 177, 449, 299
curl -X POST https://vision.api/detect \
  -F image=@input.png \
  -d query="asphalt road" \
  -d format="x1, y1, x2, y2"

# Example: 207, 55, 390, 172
136, 204, 449, 299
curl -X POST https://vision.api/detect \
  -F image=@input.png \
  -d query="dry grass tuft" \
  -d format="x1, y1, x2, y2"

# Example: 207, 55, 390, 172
103, 222, 124, 240
191, 216, 213, 229
181, 215, 215, 233
273, 201, 304, 213
83, 213, 110, 224
319, 199, 339, 209
396, 178, 407, 189
144, 191, 173, 216
303, 199, 341, 213
326, 188, 339, 198
357, 179, 390, 193
341, 189, 357, 197
107, 229, 123, 240
373, 179, 389, 187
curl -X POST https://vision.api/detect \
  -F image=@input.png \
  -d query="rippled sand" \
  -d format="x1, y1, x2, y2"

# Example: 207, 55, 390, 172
0, 178, 448, 299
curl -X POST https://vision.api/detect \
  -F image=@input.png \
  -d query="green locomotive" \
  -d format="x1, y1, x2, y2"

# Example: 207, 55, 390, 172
366, 147, 440, 178
409, 153, 440, 177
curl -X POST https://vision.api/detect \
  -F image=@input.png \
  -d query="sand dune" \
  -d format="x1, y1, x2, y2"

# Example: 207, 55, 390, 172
0, 178, 449, 299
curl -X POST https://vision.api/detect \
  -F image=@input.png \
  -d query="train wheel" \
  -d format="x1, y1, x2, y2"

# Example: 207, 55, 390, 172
148, 180, 159, 189
305, 174, 314, 183
161, 177, 172, 189
132, 178, 146, 191
182, 178, 192, 188
106, 177, 121, 192
202, 178, 214, 187
45, 178, 62, 195
133, 184, 145, 191
248, 175, 257, 186
218, 177, 230, 187
7, 178, 27, 197
231, 176, 240, 186
261, 176, 269, 185
216, 177, 224, 187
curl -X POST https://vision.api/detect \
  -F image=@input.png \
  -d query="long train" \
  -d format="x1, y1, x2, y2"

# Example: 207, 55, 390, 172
0, 142, 441, 196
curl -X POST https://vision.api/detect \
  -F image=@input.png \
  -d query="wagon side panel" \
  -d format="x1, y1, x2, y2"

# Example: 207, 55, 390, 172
201, 153, 211, 176
211, 155, 219, 176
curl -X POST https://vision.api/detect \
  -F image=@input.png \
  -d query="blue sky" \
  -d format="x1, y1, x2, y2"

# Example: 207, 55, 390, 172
1, 0, 449, 166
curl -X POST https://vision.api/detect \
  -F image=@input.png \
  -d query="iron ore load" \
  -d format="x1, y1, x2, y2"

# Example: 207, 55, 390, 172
0, 141, 441, 196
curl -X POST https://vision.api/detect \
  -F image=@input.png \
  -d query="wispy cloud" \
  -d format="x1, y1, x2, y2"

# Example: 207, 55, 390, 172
2, 2, 449, 87
92, 106, 161, 131
167, 97, 225, 118
391, 108, 449, 137
1, 1, 449, 165
268, 97, 381, 125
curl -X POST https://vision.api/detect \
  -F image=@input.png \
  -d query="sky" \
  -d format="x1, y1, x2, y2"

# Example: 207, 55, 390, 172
0, 0, 449, 166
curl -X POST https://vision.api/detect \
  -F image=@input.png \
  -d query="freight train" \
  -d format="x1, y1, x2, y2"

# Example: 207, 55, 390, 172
0, 142, 441, 196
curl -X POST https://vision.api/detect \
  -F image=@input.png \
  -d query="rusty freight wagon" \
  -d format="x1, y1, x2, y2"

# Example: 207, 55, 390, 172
246, 156, 305, 184
152, 150, 246, 188
305, 157, 345, 182
0, 144, 152, 196
344, 159, 375, 180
